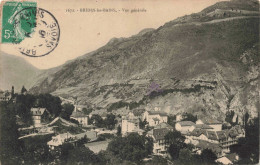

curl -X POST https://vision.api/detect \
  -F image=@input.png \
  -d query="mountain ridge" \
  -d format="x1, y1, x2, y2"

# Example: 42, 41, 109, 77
29, 0, 259, 121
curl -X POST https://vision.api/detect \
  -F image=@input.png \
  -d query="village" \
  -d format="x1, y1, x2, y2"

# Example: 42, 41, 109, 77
0, 86, 250, 165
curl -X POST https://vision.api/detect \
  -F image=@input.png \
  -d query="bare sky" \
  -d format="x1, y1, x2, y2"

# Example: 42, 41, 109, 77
1, 0, 223, 69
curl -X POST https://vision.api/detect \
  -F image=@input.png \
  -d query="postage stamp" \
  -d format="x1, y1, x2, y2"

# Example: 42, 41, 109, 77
2, 1, 60, 57
2, 1, 37, 43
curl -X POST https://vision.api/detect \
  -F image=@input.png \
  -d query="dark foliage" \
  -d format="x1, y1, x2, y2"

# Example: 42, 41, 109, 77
0, 102, 21, 165
181, 113, 197, 123
230, 116, 259, 164
107, 133, 153, 162
60, 103, 74, 120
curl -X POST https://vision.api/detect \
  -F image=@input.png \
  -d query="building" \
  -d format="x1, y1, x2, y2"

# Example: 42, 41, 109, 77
196, 118, 222, 131
0, 91, 12, 101
47, 131, 98, 150
194, 124, 214, 130
215, 153, 239, 165
47, 132, 74, 149
176, 114, 183, 122
31, 108, 50, 127
186, 125, 245, 154
175, 121, 196, 134
147, 127, 171, 155
154, 122, 174, 130
142, 111, 168, 126
195, 140, 223, 158
84, 140, 111, 153
121, 116, 143, 136
70, 111, 88, 127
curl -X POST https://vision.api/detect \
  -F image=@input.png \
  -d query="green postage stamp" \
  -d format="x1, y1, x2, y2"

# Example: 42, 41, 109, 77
1, 1, 60, 57
2, 1, 37, 43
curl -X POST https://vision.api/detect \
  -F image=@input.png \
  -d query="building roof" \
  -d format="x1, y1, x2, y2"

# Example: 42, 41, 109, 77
152, 128, 170, 141
216, 131, 228, 140
154, 122, 173, 129
147, 111, 168, 116
199, 118, 222, 125
195, 124, 213, 129
74, 131, 97, 141
225, 153, 239, 162
84, 140, 111, 153
189, 128, 207, 137
153, 117, 160, 122
31, 108, 48, 116
177, 121, 195, 126
71, 111, 88, 118
207, 131, 218, 141
196, 140, 222, 154
190, 126, 244, 141
216, 157, 233, 165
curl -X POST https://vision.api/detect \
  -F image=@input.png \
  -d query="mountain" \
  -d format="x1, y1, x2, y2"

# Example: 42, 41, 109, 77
0, 53, 41, 92
29, 0, 259, 121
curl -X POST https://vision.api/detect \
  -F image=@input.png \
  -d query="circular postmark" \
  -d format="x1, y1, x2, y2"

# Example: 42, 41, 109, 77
12, 7, 60, 57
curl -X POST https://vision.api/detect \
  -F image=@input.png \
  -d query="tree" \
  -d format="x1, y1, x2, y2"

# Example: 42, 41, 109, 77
178, 148, 192, 165
67, 146, 100, 164
105, 114, 117, 130
107, 133, 152, 162
21, 86, 27, 94
244, 112, 249, 126
165, 130, 186, 160
167, 115, 176, 127
90, 114, 104, 128
0, 102, 21, 164
35, 94, 62, 117
60, 103, 74, 120
200, 149, 217, 164
139, 118, 148, 129
182, 113, 197, 123
225, 110, 235, 124
230, 117, 259, 164
117, 125, 121, 136
60, 143, 74, 164
82, 107, 93, 115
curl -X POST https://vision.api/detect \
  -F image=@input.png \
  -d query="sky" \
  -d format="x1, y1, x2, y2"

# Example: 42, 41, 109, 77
1, 0, 223, 69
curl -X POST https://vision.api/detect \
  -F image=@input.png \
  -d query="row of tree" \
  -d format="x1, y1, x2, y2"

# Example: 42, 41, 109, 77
89, 114, 117, 130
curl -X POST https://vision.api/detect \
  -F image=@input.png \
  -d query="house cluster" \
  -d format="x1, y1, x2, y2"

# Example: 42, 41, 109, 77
47, 131, 98, 150
121, 109, 172, 155
174, 118, 245, 159
121, 110, 245, 162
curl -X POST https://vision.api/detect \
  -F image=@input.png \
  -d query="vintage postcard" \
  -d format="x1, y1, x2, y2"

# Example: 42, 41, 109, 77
0, 0, 259, 164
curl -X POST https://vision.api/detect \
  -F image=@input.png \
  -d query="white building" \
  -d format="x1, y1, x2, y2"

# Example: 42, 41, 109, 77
121, 117, 143, 136
196, 118, 222, 131
71, 111, 88, 127
175, 121, 196, 134
47, 132, 74, 149
142, 111, 168, 126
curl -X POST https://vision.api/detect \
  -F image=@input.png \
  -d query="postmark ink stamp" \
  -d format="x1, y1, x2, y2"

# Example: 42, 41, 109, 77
2, 1, 60, 57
